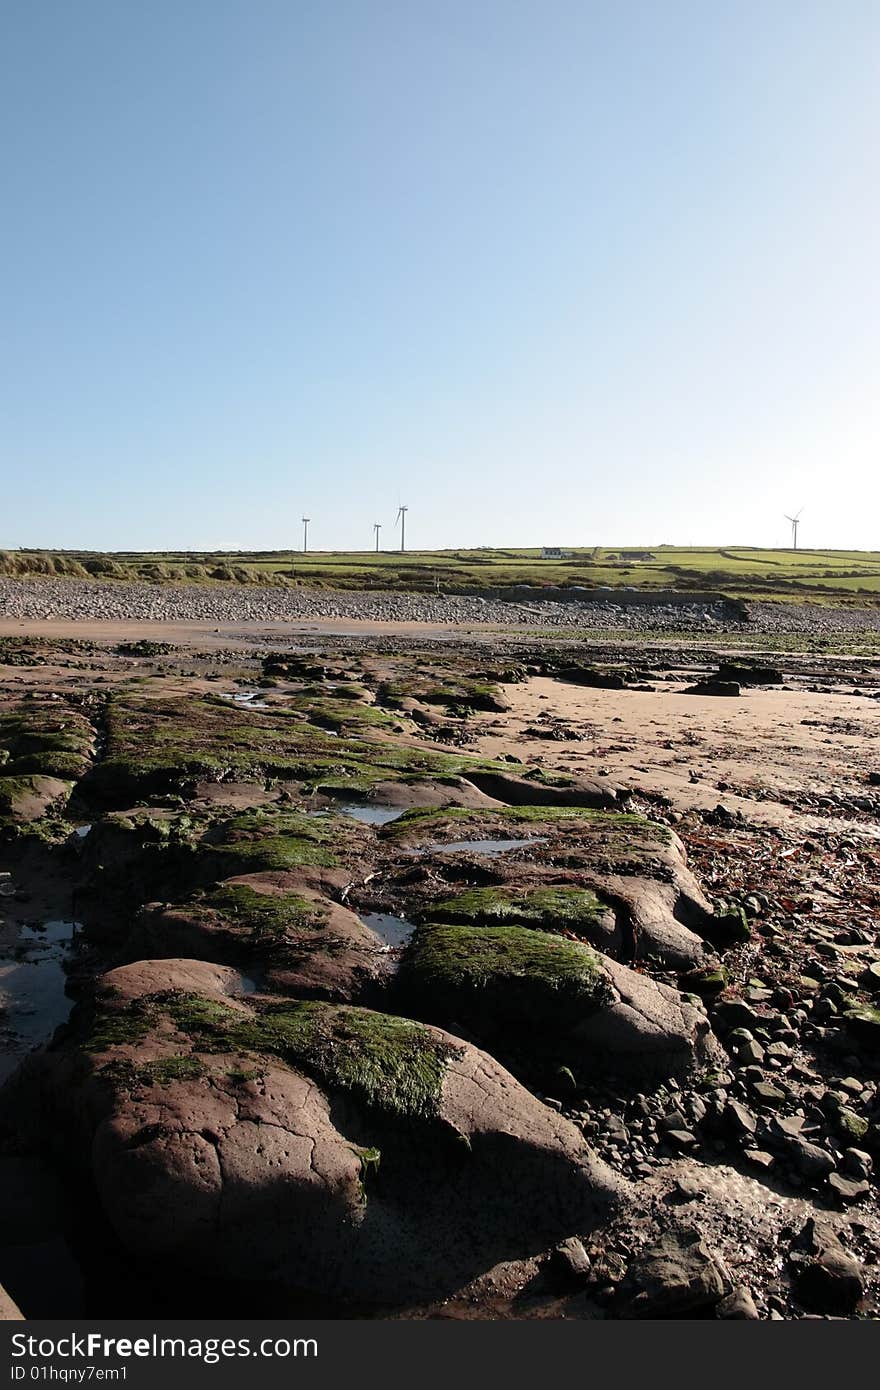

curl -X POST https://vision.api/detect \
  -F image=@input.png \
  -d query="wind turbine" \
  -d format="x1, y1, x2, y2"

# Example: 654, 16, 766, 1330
784, 508, 803, 550
302, 517, 310, 553
373, 522, 381, 552
396, 505, 408, 553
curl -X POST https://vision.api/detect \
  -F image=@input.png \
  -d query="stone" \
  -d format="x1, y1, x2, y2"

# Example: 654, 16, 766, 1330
665, 1129, 698, 1152
828, 1105, 868, 1145
791, 1220, 864, 1315
617, 1228, 729, 1318
750, 1081, 787, 1108
782, 1135, 835, 1181
716, 1287, 759, 1319
827, 1173, 870, 1205
400, 925, 722, 1082
548, 1236, 591, 1283
842, 1148, 872, 1180
4, 958, 624, 1304
0, 1284, 23, 1320
744, 1150, 775, 1173
724, 1101, 757, 1138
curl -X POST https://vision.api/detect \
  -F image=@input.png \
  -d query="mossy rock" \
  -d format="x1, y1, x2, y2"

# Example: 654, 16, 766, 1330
398, 922, 613, 1034
419, 886, 614, 939
386, 804, 659, 837
86, 989, 459, 1122
843, 1005, 880, 1048
81, 693, 513, 805
0, 703, 93, 784
200, 809, 350, 873
197, 882, 329, 939
0, 774, 73, 824
15, 957, 620, 1303
377, 673, 509, 713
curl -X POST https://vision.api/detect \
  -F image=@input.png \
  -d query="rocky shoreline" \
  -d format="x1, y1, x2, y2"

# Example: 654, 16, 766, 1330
0, 631, 876, 1319
1, 576, 880, 636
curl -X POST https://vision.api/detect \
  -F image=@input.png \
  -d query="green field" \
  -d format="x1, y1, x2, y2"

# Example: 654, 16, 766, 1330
3, 545, 880, 603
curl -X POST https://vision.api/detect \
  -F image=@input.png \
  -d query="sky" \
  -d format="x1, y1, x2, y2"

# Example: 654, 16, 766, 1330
1, 0, 878, 553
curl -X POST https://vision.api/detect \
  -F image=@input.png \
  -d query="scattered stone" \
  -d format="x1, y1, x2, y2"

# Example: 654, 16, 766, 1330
616, 1228, 729, 1318
716, 1287, 759, 1319
724, 1101, 757, 1138
790, 1219, 864, 1315
548, 1236, 592, 1283
827, 1173, 870, 1205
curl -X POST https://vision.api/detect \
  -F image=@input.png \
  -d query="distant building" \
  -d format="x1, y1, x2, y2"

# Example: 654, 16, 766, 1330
540, 546, 572, 560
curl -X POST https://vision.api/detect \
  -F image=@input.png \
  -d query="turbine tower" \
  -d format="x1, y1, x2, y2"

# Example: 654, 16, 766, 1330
396, 505, 408, 553
373, 522, 381, 552
302, 516, 310, 553
785, 508, 803, 550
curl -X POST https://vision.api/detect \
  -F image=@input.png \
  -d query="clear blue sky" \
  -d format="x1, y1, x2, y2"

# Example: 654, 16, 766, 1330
2, 1, 877, 552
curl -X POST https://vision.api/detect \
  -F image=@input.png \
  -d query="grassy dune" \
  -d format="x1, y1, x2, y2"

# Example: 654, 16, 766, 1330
2, 545, 880, 602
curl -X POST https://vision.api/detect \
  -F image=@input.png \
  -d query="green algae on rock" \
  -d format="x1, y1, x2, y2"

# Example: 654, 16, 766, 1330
398, 923, 613, 1032
418, 886, 614, 937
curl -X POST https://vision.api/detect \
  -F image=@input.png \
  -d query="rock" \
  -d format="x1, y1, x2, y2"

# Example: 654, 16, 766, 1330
131, 878, 387, 1003
716, 1287, 759, 1319
617, 1228, 729, 1318
684, 681, 741, 698
717, 663, 782, 686
827, 1173, 870, 1205
750, 1081, 787, 1109
712, 1000, 760, 1031
548, 1236, 591, 1283
782, 1135, 835, 1181
724, 1101, 757, 1138
842, 1005, 880, 1048
399, 924, 721, 1082
842, 1148, 872, 1180
395, 807, 722, 971
744, 1150, 775, 1173
665, 1129, 698, 1152
0, 1284, 23, 1320
790, 1219, 864, 1315
825, 1102, 868, 1145
4, 958, 624, 1304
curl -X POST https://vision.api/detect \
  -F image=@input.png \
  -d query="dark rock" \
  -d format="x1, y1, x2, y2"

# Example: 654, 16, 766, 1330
717, 663, 782, 686
548, 1236, 591, 1283
716, 1287, 759, 1319
685, 681, 741, 698
616, 1228, 729, 1318
750, 1081, 787, 1109
781, 1135, 835, 1180
827, 1173, 870, 1205
724, 1101, 757, 1138
790, 1219, 864, 1315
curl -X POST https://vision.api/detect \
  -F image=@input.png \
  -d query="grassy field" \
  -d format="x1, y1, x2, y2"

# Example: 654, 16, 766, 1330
2, 545, 880, 603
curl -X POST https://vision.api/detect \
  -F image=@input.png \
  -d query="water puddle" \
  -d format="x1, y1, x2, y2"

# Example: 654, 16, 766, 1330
220, 690, 272, 711
359, 912, 417, 950
418, 837, 548, 857
337, 805, 405, 826
0, 919, 79, 1084
303, 805, 405, 826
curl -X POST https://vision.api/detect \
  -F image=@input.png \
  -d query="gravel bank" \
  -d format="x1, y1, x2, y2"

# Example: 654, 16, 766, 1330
0, 578, 879, 635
